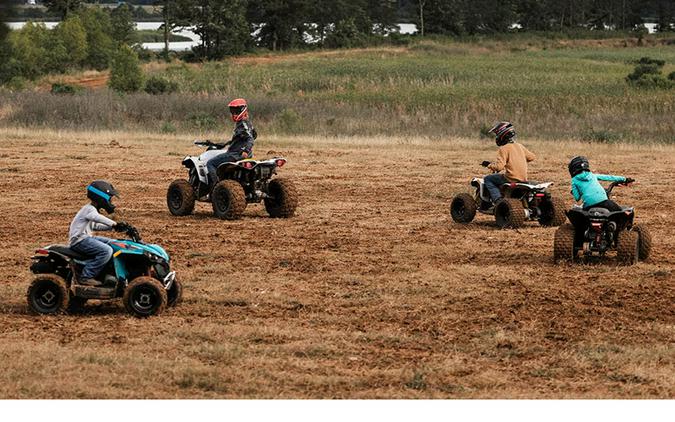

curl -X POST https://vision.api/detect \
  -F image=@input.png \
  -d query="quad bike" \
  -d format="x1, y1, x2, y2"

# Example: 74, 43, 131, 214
167, 140, 298, 220
28, 224, 181, 317
450, 165, 567, 228
553, 180, 651, 265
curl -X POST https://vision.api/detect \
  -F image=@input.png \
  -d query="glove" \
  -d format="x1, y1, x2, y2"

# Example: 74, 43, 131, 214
481, 160, 491, 168
624, 177, 635, 184
114, 221, 130, 232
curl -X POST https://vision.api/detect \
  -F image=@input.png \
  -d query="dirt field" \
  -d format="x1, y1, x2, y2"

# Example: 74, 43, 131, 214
0, 128, 673, 398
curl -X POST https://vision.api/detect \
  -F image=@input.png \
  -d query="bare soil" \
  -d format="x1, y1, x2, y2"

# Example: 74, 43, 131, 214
0, 128, 673, 398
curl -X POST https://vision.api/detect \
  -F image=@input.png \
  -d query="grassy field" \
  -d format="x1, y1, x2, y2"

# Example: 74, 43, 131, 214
1, 37, 673, 141
0, 127, 673, 398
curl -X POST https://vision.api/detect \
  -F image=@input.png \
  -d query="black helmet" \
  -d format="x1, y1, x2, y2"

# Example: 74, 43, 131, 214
489, 121, 516, 146
568, 156, 590, 177
87, 180, 119, 214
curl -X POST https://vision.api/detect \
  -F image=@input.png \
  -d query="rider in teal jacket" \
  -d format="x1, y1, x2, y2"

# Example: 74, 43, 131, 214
568, 156, 632, 210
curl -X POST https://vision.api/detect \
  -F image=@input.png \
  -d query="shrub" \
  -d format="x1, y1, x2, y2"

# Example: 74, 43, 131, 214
189, 113, 218, 131
5, 76, 28, 91
275, 108, 302, 133
669, 71, 675, 81
626, 57, 673, 89
144, 76, 179, 95
51, 83, 82, 95
633, 57, 665, 67
584, 128, 621, 143
626, 64, 660, 82
631, 74, 673, 89
161, 121, 177, 133
109, 45, 144, 93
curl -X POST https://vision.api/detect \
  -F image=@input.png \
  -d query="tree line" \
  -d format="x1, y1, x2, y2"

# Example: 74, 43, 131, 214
1, 0, 673, 86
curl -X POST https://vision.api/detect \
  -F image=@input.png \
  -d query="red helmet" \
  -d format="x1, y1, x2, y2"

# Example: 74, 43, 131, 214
228, 98, 249, 122
489, 121, 516, 146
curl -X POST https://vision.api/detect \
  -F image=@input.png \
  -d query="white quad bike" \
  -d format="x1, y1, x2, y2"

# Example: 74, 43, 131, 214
450, 167, 567, 228
167, 140, 298, 220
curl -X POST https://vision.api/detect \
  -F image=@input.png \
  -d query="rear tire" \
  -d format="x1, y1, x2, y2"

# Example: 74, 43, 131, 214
538, 196, 567, 227
616, 230, 639, 266
553, 224, 577, 263
494, 198, 526, 228
264, 178, 298, 218
27, 275, 69, 315
167, 278, 183, 307
450, 193, 477, 223
211, 180, 247, 220
167, 179, 195, 216
123, 276, 167, 317
632, 224, 652, 261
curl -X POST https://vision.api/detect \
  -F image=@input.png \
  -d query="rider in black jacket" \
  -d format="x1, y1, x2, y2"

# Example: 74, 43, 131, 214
206, 98, 257, 188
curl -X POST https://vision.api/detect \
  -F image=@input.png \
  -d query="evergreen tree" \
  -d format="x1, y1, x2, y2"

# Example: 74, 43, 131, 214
109, 44, 144, 93
43, 0, 83, 20
192, 0, 252, 60
111, 3, 139, 45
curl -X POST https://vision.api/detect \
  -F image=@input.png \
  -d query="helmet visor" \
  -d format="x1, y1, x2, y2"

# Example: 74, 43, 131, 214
230, 105, 246, 116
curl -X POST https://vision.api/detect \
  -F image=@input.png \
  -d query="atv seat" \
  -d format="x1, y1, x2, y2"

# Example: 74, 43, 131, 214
49, 245, 88, 260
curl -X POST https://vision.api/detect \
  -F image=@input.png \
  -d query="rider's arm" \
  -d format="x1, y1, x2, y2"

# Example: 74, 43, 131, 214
571, 181, 582, 202
595, 174, 626, 183
88, 208, 116, 231
523, 146, 536, 162
488, 148, 506, 172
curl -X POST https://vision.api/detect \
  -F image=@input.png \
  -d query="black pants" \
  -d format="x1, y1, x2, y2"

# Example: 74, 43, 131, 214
584, 199, 622, 211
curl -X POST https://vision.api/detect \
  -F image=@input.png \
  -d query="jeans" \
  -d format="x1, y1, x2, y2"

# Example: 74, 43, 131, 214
206, 152, 240, 186
71, 236, 114, 279
484, 173, 508, 202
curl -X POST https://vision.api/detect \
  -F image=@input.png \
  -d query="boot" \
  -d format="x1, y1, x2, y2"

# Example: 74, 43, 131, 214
77, 276, 102, 287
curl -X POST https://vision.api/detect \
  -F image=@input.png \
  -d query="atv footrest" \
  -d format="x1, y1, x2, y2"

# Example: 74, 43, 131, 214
73, 285, 116, 299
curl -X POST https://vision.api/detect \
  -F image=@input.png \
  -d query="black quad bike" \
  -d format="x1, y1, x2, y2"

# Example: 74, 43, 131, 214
553, 180, 652, 265
167, 140, 298, 220
28, 224, 182, 317
450, 167, 567, 228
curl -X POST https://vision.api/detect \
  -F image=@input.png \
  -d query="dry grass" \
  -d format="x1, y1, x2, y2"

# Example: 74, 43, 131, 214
0, 127, 673, 398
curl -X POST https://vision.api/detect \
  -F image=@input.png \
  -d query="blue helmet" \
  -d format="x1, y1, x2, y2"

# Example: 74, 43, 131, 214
87, 180, 119, 214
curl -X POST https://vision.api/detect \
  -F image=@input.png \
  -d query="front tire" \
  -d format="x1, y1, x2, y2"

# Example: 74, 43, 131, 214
632, 224, 652, 261
27, 275, 69, 315
264, 178, 298, 218
494, 198, 526, 228
616, 230, 639, 266
553, 224, 577, 263
211, 180, 247, 220
538, 196, 567, 227
167, 179, 195, 216
123, 276, 168, 317
450, 193, 477, 223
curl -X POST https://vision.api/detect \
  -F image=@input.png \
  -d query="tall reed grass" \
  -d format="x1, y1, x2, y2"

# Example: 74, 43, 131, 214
1, 39, 673, 142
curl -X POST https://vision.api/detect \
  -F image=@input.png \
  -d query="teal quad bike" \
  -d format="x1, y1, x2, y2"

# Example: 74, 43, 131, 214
28, 224, 181, 317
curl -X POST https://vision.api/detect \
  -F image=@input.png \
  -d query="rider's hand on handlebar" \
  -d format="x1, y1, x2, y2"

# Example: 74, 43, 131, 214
114, 221, 130, 232
624, 177, 635, 185
481, 160, 491, 168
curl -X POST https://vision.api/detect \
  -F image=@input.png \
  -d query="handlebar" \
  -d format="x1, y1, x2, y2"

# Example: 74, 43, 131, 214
125, 224, 142, 243
194, 140, 229, 150
605, 179, 634, 196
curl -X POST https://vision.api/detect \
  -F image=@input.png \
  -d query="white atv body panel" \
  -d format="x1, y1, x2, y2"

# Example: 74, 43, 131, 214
183, 149, 224, 184
471, 177, 491, 203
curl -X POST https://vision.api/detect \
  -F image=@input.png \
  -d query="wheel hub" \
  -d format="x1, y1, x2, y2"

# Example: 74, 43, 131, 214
41, 290, 55, 304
